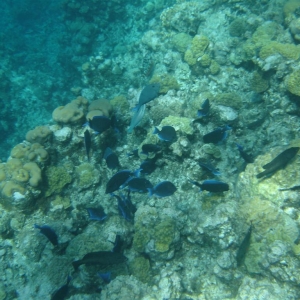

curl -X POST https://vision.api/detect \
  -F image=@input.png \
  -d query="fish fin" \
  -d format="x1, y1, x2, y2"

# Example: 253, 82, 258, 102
72, 260, 80, 271
147, 188, 153, 197
153, 127, 159, 134
34, 224, 40, 229
133, 168, 141, 177
197, 110, 206, 117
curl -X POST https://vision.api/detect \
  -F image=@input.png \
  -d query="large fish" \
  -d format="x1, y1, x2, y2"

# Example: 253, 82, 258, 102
256, 147, 299, 178
127, 104, 146, 133
72, 251, 127, 271
133, 83, 160, 111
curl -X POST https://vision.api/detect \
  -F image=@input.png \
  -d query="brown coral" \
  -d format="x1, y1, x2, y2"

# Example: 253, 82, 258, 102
52, 96, 88, 124
86, 99, 112, 120
26, 125, 52, 144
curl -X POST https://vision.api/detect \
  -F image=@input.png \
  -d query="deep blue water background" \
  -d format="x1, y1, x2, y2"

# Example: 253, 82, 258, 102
0, 0, 82, 161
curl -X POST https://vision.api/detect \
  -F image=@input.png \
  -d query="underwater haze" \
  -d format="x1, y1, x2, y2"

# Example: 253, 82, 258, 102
1, 0, 300, 299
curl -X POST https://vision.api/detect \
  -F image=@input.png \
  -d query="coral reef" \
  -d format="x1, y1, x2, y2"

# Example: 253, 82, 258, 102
52, 96, 88, 124
3, 0, 300, 298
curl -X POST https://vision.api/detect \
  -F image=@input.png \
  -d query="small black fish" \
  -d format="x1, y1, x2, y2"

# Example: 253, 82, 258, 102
88, 116, 111, 134
148, 181, 177, 197
279, 185, 300, 191
198, 161, 220, 176
190, 179, 229, 192
51, 275, 71, 300
105, 169, 140, 194
72, 251, 127, 271
203, 125, 231, 144
153, 126, 177, 142
133, 83, 160, 111
140, 160, 157, 175
256, 147, 299, 179
98, 272, 111, 284
197, 99, 210, 117
236, 143, 254, 163
87, 207, 107, 221
141, 143, 161, 155
84, 129, 91, 161
103, 147, 120, 169
112, 234, 123, 253
236, 223, 253, 267
111, 192, 136, 222
34, 224, 58, 246
126, 177, 153, 193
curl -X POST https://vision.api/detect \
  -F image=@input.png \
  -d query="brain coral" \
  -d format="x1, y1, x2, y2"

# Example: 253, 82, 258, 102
26, 126, 52, 144
86, 98, 112, 120
52, 96, 88, 124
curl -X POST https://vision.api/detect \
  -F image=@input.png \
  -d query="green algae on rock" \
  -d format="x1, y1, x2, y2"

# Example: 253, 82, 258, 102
153, 218, 175, 252
44, 166, 72, 197
129, 256, 151, 283
250, 71, 269, 93
75, 163, 100, 189
286, 70, 300, 96
150, 74, 179, 94
171, 33, 192, 53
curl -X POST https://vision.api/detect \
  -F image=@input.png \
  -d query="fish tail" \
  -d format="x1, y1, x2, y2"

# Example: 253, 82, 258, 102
133, 168, 141, 177
72, 260, 81, 271
236, 143, 243, 150
67, 275, 72, 284
153, 127, 159, 134
147, 188, 153, 197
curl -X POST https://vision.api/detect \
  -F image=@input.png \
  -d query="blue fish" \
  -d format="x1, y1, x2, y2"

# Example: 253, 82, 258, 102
87, 207, 107, 221
126, 177, 153, 193
128, 104, 146, 133
198, 161, 220, 176
153, 126, 177, 142
197, 99, 210, 117
133, 83, 160, 111
140, 160, 157, 175
51, 275, 71, 300
84, 129, 91, 161
111, 192, 136, 222
236, 143, 254, 163
112, 234, 123, 253
190, 179, 229, 192
203, 125, 231, 144
34, 224, 58, 246
103, 147, 120, 169
88, 116, 111, 134
105, 169, 140, 194
148, 181, 177, 197
98, 272, 111, 284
